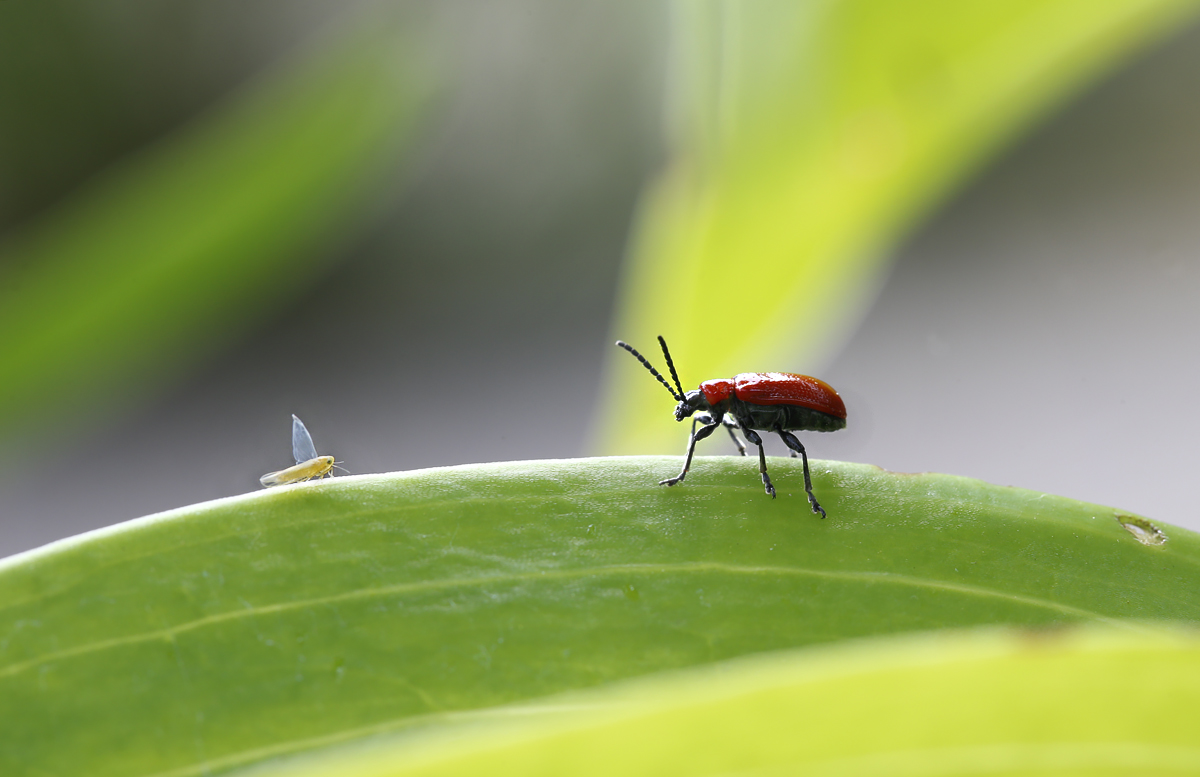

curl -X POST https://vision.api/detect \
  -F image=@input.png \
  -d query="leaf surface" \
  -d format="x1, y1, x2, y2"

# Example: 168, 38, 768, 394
246, 628, 1200, 777
1, 458, 1197, 775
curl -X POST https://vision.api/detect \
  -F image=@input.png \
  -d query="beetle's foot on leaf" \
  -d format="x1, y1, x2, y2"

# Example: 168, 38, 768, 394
762, 478, 776, 498
809, 498, 827, 519
659, 476, 685, 487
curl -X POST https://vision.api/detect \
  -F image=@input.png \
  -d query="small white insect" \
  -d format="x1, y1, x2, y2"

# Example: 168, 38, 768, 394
259, 414, 337, 488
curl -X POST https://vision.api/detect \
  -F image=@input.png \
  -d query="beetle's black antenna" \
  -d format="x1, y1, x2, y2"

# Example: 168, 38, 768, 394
616, 340, 683, 401
657, 336, 687, 400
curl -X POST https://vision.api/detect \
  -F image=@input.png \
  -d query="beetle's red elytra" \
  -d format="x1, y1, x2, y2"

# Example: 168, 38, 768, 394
617, 337, 847, 518
702, 373, 846, 417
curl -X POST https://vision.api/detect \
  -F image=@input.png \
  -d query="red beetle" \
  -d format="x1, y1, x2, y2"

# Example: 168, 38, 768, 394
617, 336, 846, 517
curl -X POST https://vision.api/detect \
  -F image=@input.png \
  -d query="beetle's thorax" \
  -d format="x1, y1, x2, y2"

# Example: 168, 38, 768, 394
699, 379, 735, 408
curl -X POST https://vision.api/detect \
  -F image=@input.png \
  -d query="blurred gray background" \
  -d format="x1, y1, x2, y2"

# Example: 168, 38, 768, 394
2, 2, 1200, 557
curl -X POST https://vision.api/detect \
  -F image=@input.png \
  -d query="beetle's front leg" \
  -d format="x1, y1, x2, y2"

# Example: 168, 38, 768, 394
661, 420, 720, 487
740, 427, 776, 498
694, 413, 746, 456
722, 416, 747, 455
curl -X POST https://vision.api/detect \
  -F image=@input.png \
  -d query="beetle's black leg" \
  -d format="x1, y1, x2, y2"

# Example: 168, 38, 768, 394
778, 430, 825, 518
691, 411, 744, 455
741, 427, 776, 498
661, 421, 720, 487
722, 417, 747, 456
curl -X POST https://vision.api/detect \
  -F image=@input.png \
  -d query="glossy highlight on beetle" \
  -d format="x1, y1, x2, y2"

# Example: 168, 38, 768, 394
616, 337, 846, 517
259, 414, 336, 488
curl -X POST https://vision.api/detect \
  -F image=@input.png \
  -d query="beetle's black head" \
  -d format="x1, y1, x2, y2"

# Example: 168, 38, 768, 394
674, 389, 709, 422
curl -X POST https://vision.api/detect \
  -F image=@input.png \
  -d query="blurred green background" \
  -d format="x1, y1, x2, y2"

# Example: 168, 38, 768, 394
4, 0, 1200, 558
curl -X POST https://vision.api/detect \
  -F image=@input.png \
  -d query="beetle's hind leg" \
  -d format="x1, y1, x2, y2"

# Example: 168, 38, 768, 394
740, 427, 776, 498
777, 430, 826, 518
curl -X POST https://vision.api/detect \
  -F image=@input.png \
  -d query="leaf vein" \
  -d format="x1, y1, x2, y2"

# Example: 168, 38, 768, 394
0, 563, 1130, 680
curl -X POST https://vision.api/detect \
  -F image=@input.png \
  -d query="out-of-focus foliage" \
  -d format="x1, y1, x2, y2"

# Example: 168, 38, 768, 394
2, 458, 1197, 775
600, 0, 1200, 455
0, 14, 432, 445
245, 629, 1200, 777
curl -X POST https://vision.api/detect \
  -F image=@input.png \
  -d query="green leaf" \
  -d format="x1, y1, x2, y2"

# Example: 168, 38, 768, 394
241, 628, 1200, 777
1, 458, 1197, 775
600, 0, 1200, 454
0, 17, 433, 444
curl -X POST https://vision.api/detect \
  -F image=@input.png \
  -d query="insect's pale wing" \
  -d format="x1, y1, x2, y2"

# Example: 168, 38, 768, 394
291, 414, 319, 463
